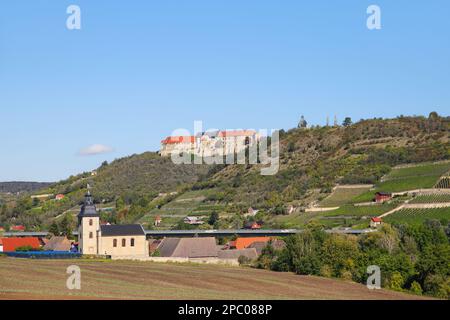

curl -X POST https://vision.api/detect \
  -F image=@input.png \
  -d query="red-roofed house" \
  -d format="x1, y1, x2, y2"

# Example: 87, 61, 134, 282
375, 192, 392, 203
0, 238, 3, 252
370, 217, 383, 228
244, 221, 262, 230
55, 194, 65, 201
10, 225, 26, 232
0, 237, 41, 252
233, 237, 273, 250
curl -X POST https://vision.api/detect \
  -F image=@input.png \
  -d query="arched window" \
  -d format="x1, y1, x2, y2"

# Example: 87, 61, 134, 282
89, 219, 93, 226
244, 137, 250, 145
122, 239, 126, 247
113, 239, 117, 247
131, 238, 135, 247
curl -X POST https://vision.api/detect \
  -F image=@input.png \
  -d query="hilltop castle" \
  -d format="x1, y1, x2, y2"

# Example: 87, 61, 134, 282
160, 130, 260, 157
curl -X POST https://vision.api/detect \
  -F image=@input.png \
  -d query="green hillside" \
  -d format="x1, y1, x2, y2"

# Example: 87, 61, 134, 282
385, 208, 450, 226
1, 114, 450, 231
319, 186, 372, 207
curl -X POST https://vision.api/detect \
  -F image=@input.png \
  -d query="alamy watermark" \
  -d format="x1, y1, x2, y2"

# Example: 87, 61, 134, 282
66, 265, 81, 290
66, 5, 81, 30
166, 121, 280, 175
367, 265, 381, 290
367, 5, 381, 30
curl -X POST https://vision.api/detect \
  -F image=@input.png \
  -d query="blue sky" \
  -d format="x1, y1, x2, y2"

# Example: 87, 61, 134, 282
0, 0, 449, 182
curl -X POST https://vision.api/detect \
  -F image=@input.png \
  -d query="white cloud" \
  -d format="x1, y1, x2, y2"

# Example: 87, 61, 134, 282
78, 144, 114, 156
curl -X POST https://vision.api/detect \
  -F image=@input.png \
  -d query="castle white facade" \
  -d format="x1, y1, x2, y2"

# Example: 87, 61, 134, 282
160, 130, 260, 158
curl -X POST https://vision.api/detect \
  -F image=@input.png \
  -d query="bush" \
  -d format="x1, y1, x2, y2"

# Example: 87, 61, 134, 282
388, 272, 405, 291
238, 255, 252, 266
151, 249, 161, 257
15, 245, 40, 252
409, 281, 423, 295
423, 274, 450, 299
251, 220, 450, 299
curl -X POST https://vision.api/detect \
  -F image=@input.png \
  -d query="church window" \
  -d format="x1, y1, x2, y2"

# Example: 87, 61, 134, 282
89, 219, 93, 226
89, 232, 93, 239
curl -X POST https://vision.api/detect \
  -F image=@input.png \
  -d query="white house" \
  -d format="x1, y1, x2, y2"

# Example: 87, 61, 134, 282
370, 217, 383, 228
184, 217, 204, 225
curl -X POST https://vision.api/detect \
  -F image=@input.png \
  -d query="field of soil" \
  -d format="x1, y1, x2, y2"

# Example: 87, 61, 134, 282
0, 258, 429, 300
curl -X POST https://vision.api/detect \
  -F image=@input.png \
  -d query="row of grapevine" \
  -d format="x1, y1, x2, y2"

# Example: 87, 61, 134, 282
409, 194, 450, 203
385, 208, 450, 225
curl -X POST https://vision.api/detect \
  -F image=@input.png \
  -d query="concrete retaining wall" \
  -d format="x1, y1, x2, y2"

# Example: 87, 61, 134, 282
111, 256, 240, 266
392, 189, 450, 196
306, 207, 339, 212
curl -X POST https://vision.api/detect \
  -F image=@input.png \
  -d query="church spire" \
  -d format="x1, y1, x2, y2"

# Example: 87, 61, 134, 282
78, 184, 99, 224
85, 184, 93, 205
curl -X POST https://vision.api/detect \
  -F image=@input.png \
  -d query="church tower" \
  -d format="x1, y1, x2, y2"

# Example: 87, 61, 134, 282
78, 188, 101, 255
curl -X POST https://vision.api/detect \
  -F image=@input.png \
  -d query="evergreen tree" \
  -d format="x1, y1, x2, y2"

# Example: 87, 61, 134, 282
342, 117, 353, 127
208, 211, 219, 226
49, 221, 60, 236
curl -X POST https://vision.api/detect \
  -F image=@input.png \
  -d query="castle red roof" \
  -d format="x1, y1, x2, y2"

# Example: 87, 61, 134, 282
161, 136, 195, 145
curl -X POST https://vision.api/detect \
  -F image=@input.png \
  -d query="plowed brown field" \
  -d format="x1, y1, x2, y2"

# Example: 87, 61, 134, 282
0, 258, 428, 300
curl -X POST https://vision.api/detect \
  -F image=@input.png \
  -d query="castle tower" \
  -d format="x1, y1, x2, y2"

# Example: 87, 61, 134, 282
78, 189, 101, 255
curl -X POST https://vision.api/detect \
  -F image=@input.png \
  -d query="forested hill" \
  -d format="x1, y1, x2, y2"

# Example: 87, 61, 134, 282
0, 182, 53, 194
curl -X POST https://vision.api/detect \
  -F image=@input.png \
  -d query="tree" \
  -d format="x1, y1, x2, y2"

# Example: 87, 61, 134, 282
428, 111, 439, 120
410, 281, 423, 295
273, 205, 286, 215
388, 272, 405, 291
342, 117, 353, 127
1, 204, 7, 216
49, 222, 60, 236
287, 141, 295, 153
59, 214, 73, 239
115, 197, 125, 211
321, 234, 360, 278
284, 230, 324, 275
208, 211, 219, 226
416, 243, 450, 284
32, 197, 40, 207
377, 224, 400, 254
